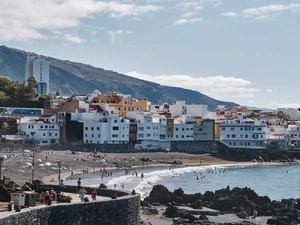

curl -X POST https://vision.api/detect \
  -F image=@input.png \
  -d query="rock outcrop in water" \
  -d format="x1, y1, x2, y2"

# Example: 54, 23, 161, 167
143, 184, 300, 225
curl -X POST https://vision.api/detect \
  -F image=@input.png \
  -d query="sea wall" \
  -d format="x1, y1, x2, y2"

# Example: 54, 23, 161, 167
0, 193, 140, 225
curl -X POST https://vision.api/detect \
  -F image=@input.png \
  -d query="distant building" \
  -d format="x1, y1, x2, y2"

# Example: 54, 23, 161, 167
89, 90, 148, 116
25, 54, 50, 95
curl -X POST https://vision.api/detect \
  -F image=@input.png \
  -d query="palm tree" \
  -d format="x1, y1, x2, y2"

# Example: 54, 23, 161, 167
276, 111, 285, 120
30, 131, 36, 144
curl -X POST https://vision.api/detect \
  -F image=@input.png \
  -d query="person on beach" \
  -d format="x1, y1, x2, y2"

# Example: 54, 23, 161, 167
76, 178, 81, 193
60, 179, 66, 195
78, 187, 87, 202
91, 189, 97, 201
44, 191, 50, 205
252, 209, 258, 219
50, 190, 56, 204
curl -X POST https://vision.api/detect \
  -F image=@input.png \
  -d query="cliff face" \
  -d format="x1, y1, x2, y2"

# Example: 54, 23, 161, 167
0, 45, 238, 110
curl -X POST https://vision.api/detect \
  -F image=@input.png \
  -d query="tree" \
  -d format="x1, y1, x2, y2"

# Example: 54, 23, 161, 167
38, 94, 52, 102
50, 139, 56, 145
2, 122, 9, 147
30, 131, 36, 144
276, 111, 285, 120
0, 75, 39, 100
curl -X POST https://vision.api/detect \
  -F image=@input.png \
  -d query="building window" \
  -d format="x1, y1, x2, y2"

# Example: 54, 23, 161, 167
222, 127, 225, 130
112, 134, 118, 138
232, 134, 236, 138
91, 127, 94, 130
98, 134, 100, 137
114, 120, 117, 123
240, 134, 243, 138
230, 127, 234, 131
97, 127, 100, 130
112, 126, 119, 130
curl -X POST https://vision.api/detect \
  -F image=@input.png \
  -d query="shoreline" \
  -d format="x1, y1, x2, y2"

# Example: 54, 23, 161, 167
42, 158, 289, 186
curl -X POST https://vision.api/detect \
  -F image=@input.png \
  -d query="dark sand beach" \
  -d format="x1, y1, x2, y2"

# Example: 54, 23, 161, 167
0, 150, 273, 224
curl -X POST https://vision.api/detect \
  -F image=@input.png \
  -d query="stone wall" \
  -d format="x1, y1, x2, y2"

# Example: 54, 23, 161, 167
0, 194, 140, 225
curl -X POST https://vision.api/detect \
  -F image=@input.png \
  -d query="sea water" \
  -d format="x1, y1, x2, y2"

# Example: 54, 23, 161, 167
65, 163, 300, 201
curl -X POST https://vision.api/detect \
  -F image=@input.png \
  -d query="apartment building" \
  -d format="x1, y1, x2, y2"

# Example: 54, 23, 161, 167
219, 118, 267, 149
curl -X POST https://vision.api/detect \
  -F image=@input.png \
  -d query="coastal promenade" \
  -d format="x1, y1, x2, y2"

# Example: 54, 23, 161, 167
0, 190, 140, 225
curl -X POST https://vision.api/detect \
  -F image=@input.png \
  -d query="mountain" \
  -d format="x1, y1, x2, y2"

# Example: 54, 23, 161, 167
0, 45, 238, 111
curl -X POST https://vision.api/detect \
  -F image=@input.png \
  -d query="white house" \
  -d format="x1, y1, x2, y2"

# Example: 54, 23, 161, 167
70, 104, 129, 144
169, 101, 216, 119
126, 111, 169, 150
19, 114, 60, 146
285, 122, 300, 147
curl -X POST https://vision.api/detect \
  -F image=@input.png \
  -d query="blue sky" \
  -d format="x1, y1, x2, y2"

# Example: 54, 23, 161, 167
1, 0, 300, 109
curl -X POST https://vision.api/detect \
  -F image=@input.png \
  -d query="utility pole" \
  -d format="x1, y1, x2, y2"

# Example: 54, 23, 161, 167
31, 152, 35, 183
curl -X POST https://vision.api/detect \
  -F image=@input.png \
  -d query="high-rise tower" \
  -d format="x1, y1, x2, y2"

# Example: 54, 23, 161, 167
25, 54, 50, 95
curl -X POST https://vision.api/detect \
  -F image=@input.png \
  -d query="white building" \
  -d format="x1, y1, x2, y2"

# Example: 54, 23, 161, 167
169, 101, 216, 119
19, 114, 60, 146
70, 104, 130, 144
25, 54, 50, 95
273, 108, 300, 121
219, 118, 267, 149
285, 122, 300, 147
126, 111, 169, 150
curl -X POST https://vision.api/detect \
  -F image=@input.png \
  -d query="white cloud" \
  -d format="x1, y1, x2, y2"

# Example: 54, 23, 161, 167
107, 29, 132, 42
181, 12, 198, 18
63, 34, 85, 44
176, 2, 203, 11
222, 3, 300, 20
173, 17, 203, 25
0, 0, 162, 42
222, 12, 237, 17
269, 102, 300, 109
125, 71, 259, 101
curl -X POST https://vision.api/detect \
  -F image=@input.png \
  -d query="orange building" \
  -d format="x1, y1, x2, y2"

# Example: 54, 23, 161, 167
91, 91, 148, 116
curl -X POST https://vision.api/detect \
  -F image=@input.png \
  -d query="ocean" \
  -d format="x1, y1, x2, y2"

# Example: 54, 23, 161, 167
65, 163, 300, 201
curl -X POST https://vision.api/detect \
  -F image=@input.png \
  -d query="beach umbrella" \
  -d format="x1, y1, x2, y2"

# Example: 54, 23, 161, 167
38, 164, 44, 167
26, 162, 32, 167
100, 159, 106, 163
45, 162, 52, 166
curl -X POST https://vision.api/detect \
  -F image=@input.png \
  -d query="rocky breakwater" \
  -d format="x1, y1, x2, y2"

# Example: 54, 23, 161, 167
141, 184, 300, 225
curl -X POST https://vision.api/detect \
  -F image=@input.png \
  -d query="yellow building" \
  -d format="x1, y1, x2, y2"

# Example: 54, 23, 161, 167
91, 91, 148, 116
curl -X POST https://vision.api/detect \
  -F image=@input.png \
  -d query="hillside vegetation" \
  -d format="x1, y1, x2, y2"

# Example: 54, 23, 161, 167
0, 45, 238, 110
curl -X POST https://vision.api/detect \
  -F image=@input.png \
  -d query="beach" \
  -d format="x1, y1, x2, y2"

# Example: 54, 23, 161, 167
0, 150, 279, 224
0, 150, 252, 186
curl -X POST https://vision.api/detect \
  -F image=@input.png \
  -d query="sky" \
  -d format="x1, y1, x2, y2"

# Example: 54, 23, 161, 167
1, 0, 300, 110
